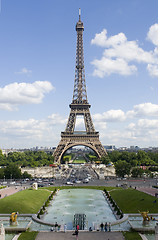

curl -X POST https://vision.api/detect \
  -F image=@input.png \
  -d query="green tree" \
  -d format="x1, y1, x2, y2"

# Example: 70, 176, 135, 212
137, 150, 151, 166
108, 151, 121, 163
4, 163, 22, 179
120, 151, 130, 162
100, 155, 110, 165
131, 167, 144, 178
130, 159, 138, 167
0, 168, 4, 179
22, 171, 32, 179
147, 152, 158, 164
115, 160, 131, 178
0, 149, 6, 166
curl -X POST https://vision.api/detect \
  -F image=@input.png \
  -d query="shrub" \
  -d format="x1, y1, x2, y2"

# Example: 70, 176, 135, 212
39, 209, 44, 215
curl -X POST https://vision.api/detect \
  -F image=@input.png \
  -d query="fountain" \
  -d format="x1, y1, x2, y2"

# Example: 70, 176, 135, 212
41, 189, 116, 230
129, 212, 158, 232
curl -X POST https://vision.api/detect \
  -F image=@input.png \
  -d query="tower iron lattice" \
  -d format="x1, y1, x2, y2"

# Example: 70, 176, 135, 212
53, 10, 107, 163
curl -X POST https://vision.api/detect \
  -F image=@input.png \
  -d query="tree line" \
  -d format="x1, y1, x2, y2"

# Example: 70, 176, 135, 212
0, 150, 54, 179
108, 150, 158, 178
1, 149, 158, 179
0, 150, 54, 167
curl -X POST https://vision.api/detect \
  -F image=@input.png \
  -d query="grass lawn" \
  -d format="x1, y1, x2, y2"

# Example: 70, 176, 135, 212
72, 159, 86, 163
88, 155, 97, 160
72, 155, 86, 163
122, 231, 142, 240
0, 186, 157, 215
18, 231, 38, 240
63, 155, 71, 161
110, 188, 158, 213
0, 189, 51, 214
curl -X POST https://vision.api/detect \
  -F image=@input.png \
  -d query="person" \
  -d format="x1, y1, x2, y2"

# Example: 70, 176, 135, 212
64, 223, 67, 232
108, 222, 111, 232
100, 222, 104, 231
77, 224, 79, 230
75, 229, 79, 240
104, 222, 107, 232
151, 216, 155, 221
89, 226, 92, 231
55, 222, 58, 232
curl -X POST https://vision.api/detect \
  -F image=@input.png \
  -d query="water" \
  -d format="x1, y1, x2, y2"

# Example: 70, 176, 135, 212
0, 218, 30, 228
5, 234, 15, 240
42, 189, 116, 230
144, 234, 155, 240
129, 220, 157, 229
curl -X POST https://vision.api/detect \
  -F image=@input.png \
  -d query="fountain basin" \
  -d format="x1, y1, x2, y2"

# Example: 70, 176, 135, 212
0, 215, 32, 232
129, 220, 157, 232
41, 189, 116, 230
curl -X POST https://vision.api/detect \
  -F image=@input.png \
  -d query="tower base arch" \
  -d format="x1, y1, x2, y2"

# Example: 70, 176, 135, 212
53, 133, 107, 164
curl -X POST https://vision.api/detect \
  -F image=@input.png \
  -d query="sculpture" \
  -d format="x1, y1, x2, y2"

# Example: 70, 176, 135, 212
32, 182, 38, 190
10, 212, 18, 225
139, 210, 150, 222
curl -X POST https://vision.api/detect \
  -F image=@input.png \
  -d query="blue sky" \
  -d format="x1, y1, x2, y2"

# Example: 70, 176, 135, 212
1, 0, 158, 149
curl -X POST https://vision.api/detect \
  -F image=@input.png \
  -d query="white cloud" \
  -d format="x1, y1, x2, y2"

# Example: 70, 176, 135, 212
91, 57, 137, 77
147, 64, 158, 77
15, 67, 32, 75
125, 118, 158, 145
0, 81, 54, 111
128, 119, 158, 130
147, 23, 158, 46
103, 40, 154, 63
90, 103, 158, 147
91, 25, 158, 77
91, 29, 127, 47
94, 121, 107, 130
137, 119, 158, 129
0, 114, 67, 148
127, 103, 158, 118
48, 113, 67, 125
0, 119, 47, 139
2, 103, 158, 148
93, 109, 126, 122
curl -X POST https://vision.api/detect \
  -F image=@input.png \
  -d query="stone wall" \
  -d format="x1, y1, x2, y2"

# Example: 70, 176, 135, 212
92, 164, 116, 179
21, 166, 60, 178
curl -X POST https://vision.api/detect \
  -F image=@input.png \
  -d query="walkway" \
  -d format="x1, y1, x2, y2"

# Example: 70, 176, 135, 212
137, 187, 158, 197
0, 186, 24, 199
36, 232, 124, 240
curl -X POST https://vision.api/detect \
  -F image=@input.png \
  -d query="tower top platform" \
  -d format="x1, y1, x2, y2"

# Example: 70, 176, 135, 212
76, 8, 84, 31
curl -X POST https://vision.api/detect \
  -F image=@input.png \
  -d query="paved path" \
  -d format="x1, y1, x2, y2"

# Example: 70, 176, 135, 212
36, 232, 124, 240
137, 187, 158, 197
0, 186, 24, 199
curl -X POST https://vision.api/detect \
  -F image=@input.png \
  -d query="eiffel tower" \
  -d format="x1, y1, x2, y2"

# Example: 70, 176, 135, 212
53, 10, 107, 163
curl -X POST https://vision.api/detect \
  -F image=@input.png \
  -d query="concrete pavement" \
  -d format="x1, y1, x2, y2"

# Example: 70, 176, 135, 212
138, 187, 158, 197
0, 186, 24, 199
35, 231, 124, 240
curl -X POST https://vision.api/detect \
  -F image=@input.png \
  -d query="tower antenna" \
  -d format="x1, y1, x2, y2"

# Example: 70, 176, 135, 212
79, 8, 81, 20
